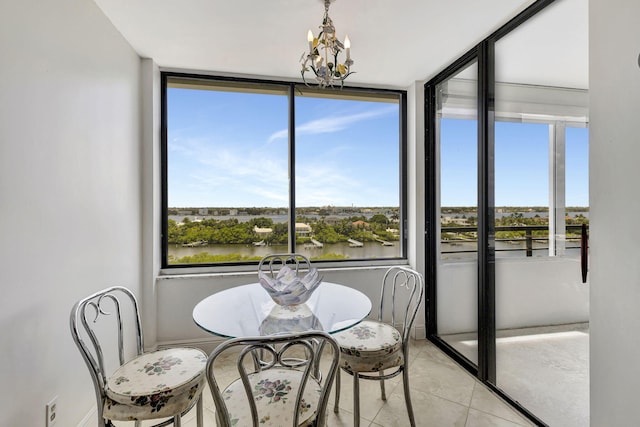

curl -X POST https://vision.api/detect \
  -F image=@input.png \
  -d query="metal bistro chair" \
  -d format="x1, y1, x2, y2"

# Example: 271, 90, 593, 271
70, 286, 206, 427
333, 266, 424, 427
206, 331, 340, 427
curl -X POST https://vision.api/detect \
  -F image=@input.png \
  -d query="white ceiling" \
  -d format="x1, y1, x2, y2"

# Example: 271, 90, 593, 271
92, 0, 587, 89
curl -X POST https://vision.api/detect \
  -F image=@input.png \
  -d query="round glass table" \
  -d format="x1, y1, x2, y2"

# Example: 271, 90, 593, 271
192, 282, 372, 338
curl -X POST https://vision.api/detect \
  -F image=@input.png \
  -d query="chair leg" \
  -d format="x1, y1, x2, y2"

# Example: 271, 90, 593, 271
379, 370, 387, 401
402, 368, 416, 427
353, 374, 360, 427
196, 394, 203, 427
333, 368, 341, 413
313, 339, 326, 381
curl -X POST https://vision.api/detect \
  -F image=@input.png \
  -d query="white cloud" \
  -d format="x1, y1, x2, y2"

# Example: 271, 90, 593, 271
171, 136, 292, 206
169, 104, 398, 206
267, 105, 396, 143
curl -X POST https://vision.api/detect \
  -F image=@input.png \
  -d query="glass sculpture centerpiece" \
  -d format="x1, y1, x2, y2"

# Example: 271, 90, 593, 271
258, 265, 322, 306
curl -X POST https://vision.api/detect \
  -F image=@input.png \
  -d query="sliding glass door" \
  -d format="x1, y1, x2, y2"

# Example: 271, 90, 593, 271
426, 1, 589, 425
493, 2, 589, 425
436, 61, 479, 365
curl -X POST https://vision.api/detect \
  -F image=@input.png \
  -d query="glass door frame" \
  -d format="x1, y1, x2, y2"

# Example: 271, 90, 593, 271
425, 1, 555, 425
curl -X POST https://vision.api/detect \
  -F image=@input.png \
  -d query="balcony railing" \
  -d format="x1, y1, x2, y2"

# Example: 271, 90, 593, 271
441, 224, 588, 257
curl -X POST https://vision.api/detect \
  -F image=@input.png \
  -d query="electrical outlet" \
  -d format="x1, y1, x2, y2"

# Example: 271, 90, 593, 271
45, 396, 57, 427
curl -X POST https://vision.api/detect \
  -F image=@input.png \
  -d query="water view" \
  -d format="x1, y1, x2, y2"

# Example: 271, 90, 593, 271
165, 206, 588, 264
169, 241, 399, 262
166, 206, 402, 264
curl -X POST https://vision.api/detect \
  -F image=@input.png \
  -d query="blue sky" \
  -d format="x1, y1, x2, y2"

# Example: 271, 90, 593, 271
168, 88, 588, 209
440, 119, 589, 207
167, 88, 400, 207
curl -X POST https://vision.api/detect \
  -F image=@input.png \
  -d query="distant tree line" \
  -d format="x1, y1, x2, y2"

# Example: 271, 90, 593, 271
167, 214, 399, 246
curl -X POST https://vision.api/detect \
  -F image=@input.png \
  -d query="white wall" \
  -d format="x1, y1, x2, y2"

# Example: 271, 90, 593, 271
438, 258, 589, 334
408, 82, 427, 274
589, 0, 640, 424
0, 0, 142, 426
140, 59, 161, 349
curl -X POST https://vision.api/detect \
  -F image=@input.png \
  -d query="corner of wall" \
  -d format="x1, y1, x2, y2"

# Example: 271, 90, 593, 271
406, 82, 426, 275
141, 58, 161, 349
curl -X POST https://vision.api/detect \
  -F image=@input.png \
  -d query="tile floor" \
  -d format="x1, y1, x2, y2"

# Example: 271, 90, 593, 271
114, 339, 535, 427
444, 323, 589, 427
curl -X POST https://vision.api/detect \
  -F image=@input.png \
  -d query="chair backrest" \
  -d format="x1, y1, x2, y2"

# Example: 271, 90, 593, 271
69, 286, 144, 403
206, 331, 339, 427
258, 253, 311, 279
378, 266, 424, 344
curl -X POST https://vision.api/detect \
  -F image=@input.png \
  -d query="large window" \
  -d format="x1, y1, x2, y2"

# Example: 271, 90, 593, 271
161, 73, 406, 268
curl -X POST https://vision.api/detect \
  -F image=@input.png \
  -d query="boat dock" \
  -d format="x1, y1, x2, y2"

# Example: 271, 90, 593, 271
304, 238, 324, 249
348, 238, 363, 247
182, 240, 208, 247
375, 238, 394, 246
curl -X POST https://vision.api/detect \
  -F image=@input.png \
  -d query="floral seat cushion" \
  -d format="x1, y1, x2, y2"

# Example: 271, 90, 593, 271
334, 320, 404, 373
104, 347, 206, 421
221, 368, 322, 426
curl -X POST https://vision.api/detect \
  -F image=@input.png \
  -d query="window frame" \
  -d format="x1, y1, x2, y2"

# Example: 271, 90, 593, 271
160, 71, 408, 270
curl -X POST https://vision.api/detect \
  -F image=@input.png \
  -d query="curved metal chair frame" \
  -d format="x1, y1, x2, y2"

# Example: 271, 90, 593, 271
70, 286, 204, 427
206, 331, 339, 427
333, 266, 424, 427
258, 253, 311, 278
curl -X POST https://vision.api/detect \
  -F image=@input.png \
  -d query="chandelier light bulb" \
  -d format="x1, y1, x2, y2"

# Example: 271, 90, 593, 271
344, 35, 351, 60
307, 29, 314, 52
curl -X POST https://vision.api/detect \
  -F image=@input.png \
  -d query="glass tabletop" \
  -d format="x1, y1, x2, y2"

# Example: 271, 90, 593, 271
192, 282, 372, 338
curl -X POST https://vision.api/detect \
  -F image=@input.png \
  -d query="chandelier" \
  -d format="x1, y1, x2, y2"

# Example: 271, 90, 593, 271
300, 0, 354, 88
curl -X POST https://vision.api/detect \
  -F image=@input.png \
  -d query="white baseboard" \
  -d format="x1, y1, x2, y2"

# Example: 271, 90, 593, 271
77, 407, 96, 427
156, 325, 427, 353
157, 336, 227, 355
413, 324, 427, 340
158, 327, 426, 352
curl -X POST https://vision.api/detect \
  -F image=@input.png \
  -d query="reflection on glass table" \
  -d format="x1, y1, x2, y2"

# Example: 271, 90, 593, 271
258, 304, 322, 335
192, 282, 372, 338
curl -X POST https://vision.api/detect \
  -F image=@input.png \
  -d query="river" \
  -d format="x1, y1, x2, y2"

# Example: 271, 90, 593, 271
168, 241, 400, 261
169, 239, 580, 263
